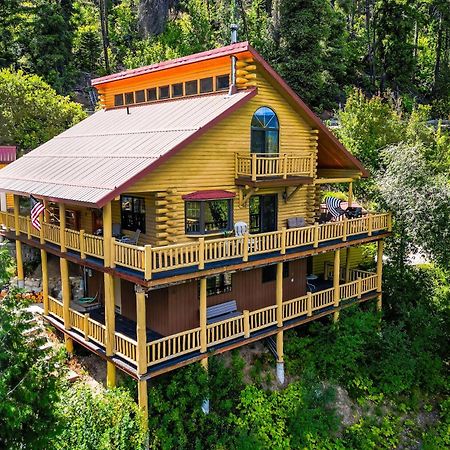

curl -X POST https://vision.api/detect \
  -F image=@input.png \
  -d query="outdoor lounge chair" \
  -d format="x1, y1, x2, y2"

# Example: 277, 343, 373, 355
325, 196, 346, 220
77, 292, 98, 304
119, 229, 141, 245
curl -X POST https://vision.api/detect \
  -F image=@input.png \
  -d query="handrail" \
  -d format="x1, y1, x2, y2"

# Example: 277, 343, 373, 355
0, 211, 390, 281
235, 152, 314, 180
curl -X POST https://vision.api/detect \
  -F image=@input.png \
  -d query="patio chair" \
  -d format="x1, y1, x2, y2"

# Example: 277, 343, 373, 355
119, 229, 141, 245
112, 223, 122, 237
287, 217, 306, 229
325, 196, 346, 220
234, 221, 248, 236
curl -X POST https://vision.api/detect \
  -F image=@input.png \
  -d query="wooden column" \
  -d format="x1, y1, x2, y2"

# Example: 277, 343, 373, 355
13, 196, 24, 287
104, 272, 116, 388
60, 257, 73, 353
333, 249, 340, 322
276, 262, 283, 327
41, 249, 49, 315
136, 285, 148, 425
348, 182, 353, 207
59, 203, 66, 253
199, 277, 207, 353
43, 199, 50, 223
103, 202, 112, 267
376, 240, 384, 311
344, 247, 351, 283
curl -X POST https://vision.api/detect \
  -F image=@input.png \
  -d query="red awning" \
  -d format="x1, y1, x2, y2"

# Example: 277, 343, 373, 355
182, 190, 236, 201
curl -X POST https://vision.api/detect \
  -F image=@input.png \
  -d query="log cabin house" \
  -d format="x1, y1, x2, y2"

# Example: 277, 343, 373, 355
0, 41, 391, 418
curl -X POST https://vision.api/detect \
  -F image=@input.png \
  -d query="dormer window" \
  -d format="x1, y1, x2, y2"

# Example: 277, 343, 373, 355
251, 107, 279, 154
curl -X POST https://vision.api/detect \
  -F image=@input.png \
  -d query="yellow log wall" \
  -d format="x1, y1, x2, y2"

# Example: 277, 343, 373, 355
313, 247, 363, 275
124, 69, 318, 244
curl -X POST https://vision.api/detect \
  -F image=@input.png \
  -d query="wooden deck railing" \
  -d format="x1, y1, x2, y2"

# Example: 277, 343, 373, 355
0, 211, 390, 281
45, 270, 379, 371
235, 153, 314, 181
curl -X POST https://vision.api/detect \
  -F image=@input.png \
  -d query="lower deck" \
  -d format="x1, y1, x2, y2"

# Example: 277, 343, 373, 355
43, 262, 380, 379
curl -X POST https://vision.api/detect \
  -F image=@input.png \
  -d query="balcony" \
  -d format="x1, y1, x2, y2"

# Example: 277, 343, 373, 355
235, 153, 314, 186
0, 211, 391, 283
45, 268, 379, 375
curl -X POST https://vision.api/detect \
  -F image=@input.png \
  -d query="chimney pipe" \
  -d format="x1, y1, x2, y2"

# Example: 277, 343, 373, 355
229, 24, 238, 96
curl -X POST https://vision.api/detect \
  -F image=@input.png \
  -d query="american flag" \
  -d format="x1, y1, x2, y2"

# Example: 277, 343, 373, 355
30, 196, 45, 230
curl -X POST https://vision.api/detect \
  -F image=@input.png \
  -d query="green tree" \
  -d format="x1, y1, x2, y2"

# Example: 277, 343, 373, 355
274, 0, 348, 111
0, 291, 63, 450
0, 69, 86, 153
55, 386, 147, 450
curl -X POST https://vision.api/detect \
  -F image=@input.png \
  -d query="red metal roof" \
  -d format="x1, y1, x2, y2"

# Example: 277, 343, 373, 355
0, 91, 255, 207
182, 190, 236, 201
0, 146, 16, 164
92, 42, 250, 86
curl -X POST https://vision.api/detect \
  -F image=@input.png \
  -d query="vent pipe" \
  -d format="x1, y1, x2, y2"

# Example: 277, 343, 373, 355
229, 24, 238, 95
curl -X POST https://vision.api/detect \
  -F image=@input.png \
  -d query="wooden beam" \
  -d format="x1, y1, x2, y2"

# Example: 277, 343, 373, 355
315, 177, 355, 185
199, 277, 207, 353
41, 249, 49, 315
104, 272, 116, 388
276, 262, 283, 327
136, 285, 147, 375
103, 202, 112, 267
59, 203, 66, 252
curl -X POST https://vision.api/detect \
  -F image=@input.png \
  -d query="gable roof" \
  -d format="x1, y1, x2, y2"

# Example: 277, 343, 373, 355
0, 91, 255, 207
92, 41, 367, 177
0, 146, 16, 164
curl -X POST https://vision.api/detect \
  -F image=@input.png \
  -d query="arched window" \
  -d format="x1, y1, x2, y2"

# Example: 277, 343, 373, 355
251, 107, 279, 154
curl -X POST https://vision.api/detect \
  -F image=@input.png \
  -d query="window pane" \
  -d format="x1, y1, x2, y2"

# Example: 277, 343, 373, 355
185, 201, 201, 233
159, 85, 169, 99
121, 195, 146, 232
200, 77, 213, 93
172, 83, 183, 97
135, 90, 145, 103
207, 273, 232, 296
125, 92, 134, 105
114, 94, 124, 106
204, 200, 230, 232
251, 129, 265, 153
147, 88, 157, 101
185, 80, 198, 95
216, 74, 229, 91
266, 130, 279, 153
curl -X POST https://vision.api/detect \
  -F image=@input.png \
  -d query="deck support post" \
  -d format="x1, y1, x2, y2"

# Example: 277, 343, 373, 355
199, 277, 207, 353
276, 330, 284, 384
276, 262, 283, 327
13, 195, 24, 288
103, 202, 112, 267
60, 257, 73, 353
104, 272, 116, 388
136, 285, 148, 426
333, 249, 340, 322
41, 249, 49, 315
376, 240, 384, 312
344, 247, 351, 283
59, 203, 66, 252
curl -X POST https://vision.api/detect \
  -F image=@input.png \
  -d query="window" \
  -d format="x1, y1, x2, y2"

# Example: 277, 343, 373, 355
251, 106, 279, 154
172, 83, 183, 97
216, 74, 230, 91
135, 90, 145, 103
200, 77, 213, 93
121, 196, 146, 232
159, 85, 169, 99
262, 262, 289, 283
114, 94, 124, 107
185, 199, 233, 234
207, 273, 232, 296
147, 87, 157, 101
185, 80, 198, 96
125, 92, 134, 105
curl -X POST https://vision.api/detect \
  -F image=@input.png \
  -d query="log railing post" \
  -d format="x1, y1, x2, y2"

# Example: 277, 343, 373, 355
280, 227, 286, 255
282, 153, 288, 179
243, 233, 249, 262
368, 214, 373, 237
357, 277, 362, 299
342, 217, 348, 242
79, 230, 86, 259
307, 291, 312, 317
102, 202, 112, 267
243, 310, 250, 338
84, 313, 90, 341
313, 222, 319, 248
387, 211, 392, 232
198, 238, 205, 270
59, 203, 66, 252
144, 245, 152, 280
251, 153, 257, 181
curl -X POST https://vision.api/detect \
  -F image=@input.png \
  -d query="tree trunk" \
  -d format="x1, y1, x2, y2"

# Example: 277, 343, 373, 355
99, 0, 110, 73
138, 0, 171, 37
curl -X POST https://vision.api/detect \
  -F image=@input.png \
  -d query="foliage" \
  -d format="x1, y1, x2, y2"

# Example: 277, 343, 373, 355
55, 385, 147, 450
422, 398, 450, 450
0, 242, 13, 285
0, 69, 86, 153
0, 290, 64, 450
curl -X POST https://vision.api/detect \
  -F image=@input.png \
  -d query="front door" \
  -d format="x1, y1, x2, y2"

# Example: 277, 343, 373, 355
249, 194, 278, 234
